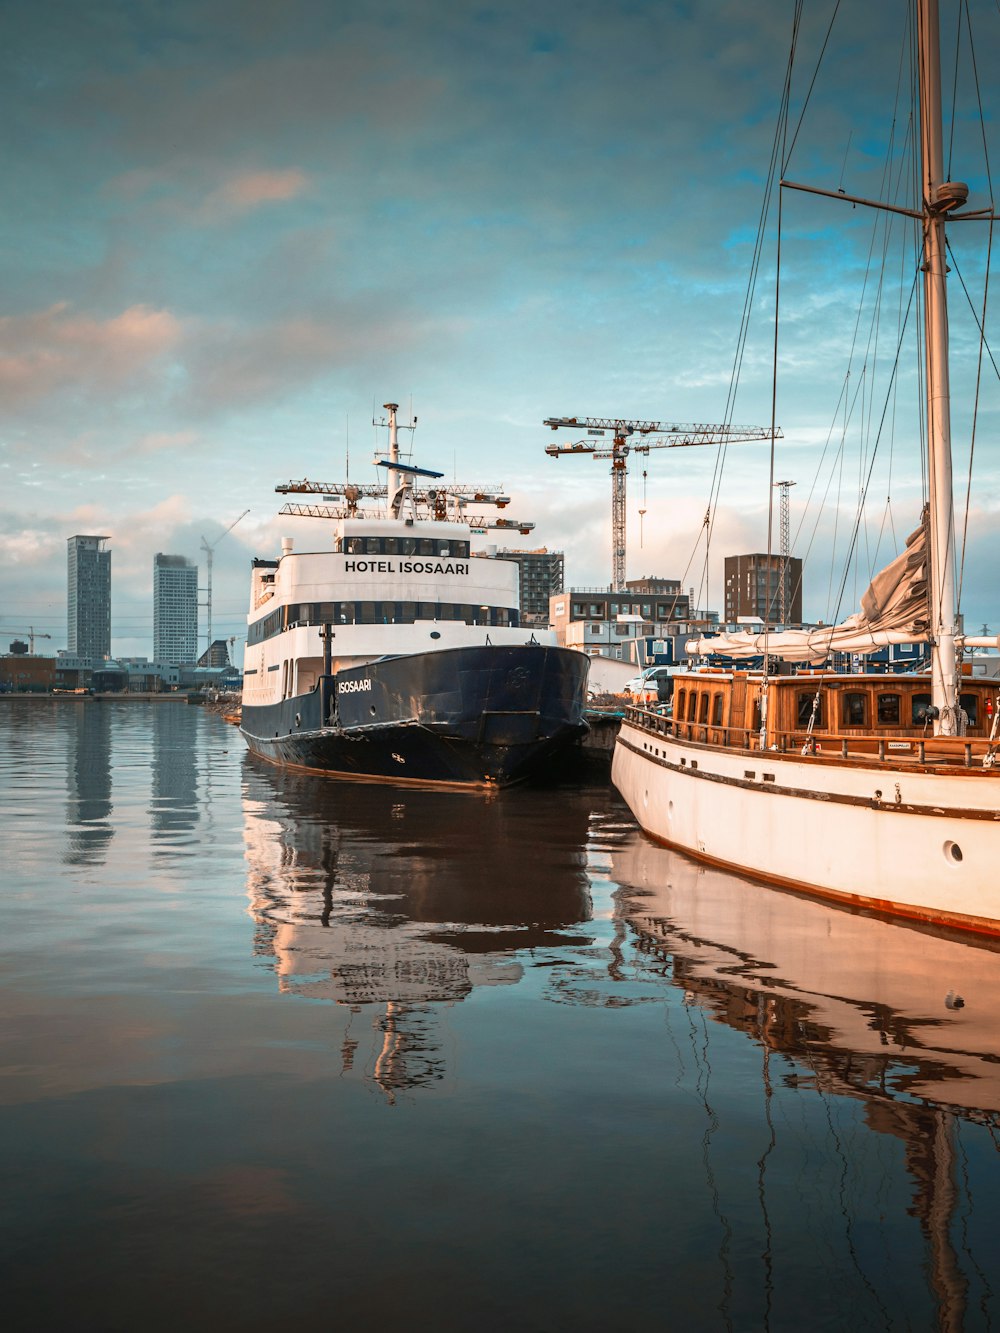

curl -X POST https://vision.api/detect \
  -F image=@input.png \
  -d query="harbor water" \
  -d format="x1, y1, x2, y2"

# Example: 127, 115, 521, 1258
2, 701, 999, 1331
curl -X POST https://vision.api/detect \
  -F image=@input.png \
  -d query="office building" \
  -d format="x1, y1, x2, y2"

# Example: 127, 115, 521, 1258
153, 553, 199, 665
724, 553, 803, 625
67, 535, 111, 659
496, 548, 565, 625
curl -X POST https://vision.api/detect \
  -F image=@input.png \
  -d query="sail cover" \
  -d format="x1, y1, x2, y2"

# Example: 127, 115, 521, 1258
687, 510, 929, 663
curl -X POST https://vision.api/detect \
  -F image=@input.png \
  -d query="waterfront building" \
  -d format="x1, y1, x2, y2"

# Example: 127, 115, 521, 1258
67, 535, 111, 659
549, 577, 711, 666
724, 552, 803, 626
153, 553, 198, 665
495, 548, 564, 626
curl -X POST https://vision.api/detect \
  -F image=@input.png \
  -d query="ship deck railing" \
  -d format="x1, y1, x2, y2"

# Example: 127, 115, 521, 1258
624, 705, 998, 770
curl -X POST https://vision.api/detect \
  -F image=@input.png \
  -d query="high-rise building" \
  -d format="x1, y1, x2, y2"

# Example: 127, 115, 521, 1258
496, 548, 565, 625
153, 553, 199, 665
724, 553, 803, 625
67, 535, 111, 659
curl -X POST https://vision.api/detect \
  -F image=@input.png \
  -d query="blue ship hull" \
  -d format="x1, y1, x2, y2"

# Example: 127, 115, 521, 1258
240, 643, 589, 787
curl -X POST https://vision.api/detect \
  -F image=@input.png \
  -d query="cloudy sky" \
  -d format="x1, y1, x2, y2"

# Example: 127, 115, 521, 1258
3, 0, 999, 661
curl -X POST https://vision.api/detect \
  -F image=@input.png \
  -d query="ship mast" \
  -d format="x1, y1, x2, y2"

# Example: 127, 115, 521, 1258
918, 0, 963, 736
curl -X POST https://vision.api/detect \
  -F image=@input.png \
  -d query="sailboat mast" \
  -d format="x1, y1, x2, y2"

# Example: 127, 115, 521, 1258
918, 0, 960, 735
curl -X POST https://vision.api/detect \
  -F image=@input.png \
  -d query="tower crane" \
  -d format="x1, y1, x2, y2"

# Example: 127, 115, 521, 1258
5, 627, 52, 654
544, 416, 780, 590
201, 510, 250, 657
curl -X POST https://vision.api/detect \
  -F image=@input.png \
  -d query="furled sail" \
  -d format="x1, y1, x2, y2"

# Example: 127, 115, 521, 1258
687, 510, 930, 663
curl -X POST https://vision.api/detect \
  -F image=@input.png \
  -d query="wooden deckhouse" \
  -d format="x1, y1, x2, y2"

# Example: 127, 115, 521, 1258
638, 671, 1000, 767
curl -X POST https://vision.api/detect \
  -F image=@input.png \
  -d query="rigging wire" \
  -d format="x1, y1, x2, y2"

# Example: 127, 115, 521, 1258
953, 0, 996, 616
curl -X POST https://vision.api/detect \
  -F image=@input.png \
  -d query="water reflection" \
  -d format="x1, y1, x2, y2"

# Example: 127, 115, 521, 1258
612, 836, 1000, 1118
150, 704, 200, 841
243, 757, 594, 1097
63, 703, 113, 866
609, 834, 1000, 1329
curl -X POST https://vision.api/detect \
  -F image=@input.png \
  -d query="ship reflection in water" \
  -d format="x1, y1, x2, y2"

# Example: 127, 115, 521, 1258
242, 757, 595, 1099
613, 837, 1000, 1117
609, 837, 1000, 1329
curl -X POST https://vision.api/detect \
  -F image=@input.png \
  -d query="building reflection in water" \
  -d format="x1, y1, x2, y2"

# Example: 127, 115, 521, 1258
64, 703, 114, 867
242, 757, 594, 1100
610, 833, 1000, 1332
150, 703, 200, 844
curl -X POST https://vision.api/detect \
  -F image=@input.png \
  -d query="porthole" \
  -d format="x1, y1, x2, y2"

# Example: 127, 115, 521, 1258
430, 631, 441, 640
944, 841, 963, 864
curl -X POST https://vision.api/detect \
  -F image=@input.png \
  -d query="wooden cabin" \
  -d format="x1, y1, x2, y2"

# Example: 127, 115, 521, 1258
651, 671, 999, 764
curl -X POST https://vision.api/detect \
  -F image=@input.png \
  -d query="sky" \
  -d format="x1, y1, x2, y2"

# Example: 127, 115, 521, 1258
3, 0, 1000, 663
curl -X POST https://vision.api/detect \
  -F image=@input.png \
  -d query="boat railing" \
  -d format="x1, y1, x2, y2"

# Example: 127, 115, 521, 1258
626, 705, 992, 769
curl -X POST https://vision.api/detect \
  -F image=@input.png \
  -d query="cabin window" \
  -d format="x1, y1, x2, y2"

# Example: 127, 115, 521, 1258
842, 692, 868, 726
686, 692, 698, 722
698, 693, 709, 723
876, 693, 901, 725
911, 693, 933, 725
796, 691, 824, 727
675, 689, 686, 720
960, 693, 979, 726
384, 537, 399, 554
711, 693, 724, 726
365, 538, 380, 554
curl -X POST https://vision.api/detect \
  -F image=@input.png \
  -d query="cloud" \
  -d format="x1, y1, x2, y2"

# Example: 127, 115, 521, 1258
0, 303, 181, 406
200, 168, 310, 219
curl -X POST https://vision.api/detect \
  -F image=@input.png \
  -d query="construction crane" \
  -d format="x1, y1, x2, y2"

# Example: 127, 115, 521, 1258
201, 510, 250, 657
5, 627, 52, 654
544, 416, 780, 590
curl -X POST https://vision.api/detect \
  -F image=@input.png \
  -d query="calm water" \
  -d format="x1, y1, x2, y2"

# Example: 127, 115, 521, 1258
2, 701, 1000, 1331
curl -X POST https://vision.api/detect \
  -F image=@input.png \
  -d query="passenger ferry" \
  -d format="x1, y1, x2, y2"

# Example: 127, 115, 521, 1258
240, 404, 590, 787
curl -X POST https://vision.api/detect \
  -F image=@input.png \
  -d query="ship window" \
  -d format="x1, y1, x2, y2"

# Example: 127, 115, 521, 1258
365, 538, 380, 553
686, 692, 697, 722
340, 603, 355, 623
911, 692, 933, 724
675, 689, 686, 718
960, 693, 979, 726
796, 691, 824, 726
698, 693, 709, 723
383, 537, 399, 554
419, 539, 436, 555
711, 693, 724, 726
877, 693, 901, 724
345, 536, 364, 553
842, 692, 868, 726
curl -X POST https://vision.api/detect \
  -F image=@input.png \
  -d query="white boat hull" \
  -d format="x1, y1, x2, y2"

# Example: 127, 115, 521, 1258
612, 716, 1000, 935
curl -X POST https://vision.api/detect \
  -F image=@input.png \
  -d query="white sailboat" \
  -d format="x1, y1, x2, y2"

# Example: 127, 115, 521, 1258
612, 0, 1000, 935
